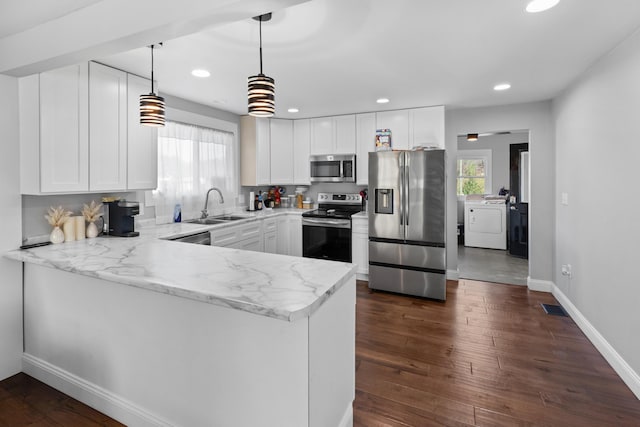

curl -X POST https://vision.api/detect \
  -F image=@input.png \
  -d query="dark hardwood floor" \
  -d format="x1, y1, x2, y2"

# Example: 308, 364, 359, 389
0, 372, 123, 426
354, 279, 640, 426
1, 279, 639, 426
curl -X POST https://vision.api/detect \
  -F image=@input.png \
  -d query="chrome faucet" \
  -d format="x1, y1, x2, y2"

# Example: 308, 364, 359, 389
201, 187, 224, 218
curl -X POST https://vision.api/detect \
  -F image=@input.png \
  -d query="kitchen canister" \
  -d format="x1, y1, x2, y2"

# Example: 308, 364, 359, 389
75, 216, 86, 239
63, 218, 75, 242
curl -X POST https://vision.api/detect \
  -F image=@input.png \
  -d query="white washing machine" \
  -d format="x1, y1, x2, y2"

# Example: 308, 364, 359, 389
464, 200, 507, 250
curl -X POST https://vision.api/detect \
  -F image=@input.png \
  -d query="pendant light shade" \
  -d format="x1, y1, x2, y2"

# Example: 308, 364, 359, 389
248, 13, 275, 117
140, 44, 165, 127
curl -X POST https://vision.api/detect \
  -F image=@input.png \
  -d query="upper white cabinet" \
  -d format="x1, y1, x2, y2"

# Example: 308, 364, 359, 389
20, 64, 90, 194
292, 119, 311, 185
240, 116, 271, 186
356, 113, 376, 186
19, 62, 159, 194
310, 115, 356, 155
376, 110, 409, 150
269, 119, 294, 185
127, 74, 158, 190
89, 62, 127, 191
409, 106, 445, 148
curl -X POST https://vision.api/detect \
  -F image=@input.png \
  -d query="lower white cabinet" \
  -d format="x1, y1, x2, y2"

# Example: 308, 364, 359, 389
351, 214, 369, 280
264, 218, 278, 254
289, 215, 302, 257
276, 216, 290, 255
210, 221, 263, 252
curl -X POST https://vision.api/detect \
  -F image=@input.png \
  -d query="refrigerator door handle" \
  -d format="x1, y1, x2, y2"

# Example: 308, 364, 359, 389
404, 155, 410, 227
399, 157, 405, 226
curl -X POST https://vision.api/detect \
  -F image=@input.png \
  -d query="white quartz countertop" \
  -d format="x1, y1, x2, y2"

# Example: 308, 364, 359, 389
6, 208, 356, 322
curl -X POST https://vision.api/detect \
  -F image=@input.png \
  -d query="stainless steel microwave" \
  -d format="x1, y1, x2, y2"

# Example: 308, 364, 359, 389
309, 154, 356, 183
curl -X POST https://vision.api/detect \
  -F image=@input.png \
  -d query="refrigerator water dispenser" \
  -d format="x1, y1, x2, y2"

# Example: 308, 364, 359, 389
375, 189, 393, 214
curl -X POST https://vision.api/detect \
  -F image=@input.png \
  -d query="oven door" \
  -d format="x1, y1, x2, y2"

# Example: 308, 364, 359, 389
302, 218, 352, 262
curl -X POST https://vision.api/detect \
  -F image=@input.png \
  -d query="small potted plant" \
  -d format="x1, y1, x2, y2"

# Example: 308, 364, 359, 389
82, 200, 103, 238
45, 206, 72, 244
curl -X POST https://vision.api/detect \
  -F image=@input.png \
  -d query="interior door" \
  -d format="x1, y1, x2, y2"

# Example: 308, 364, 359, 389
406, 150, 445, 244
509, 143, 529, 258
368, 151, 403, 240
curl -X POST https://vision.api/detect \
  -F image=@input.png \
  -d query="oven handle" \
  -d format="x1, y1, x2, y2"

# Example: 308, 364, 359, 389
302, 218, 351, 229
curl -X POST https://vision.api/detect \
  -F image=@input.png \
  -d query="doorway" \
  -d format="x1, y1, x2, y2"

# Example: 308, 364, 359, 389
456, 131, 529, 285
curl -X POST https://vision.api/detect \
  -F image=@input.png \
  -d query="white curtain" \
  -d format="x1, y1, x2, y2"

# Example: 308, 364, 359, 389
154, 121, 237, 223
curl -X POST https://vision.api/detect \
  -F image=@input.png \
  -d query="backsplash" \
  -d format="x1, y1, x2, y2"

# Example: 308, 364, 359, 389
240, 183, 368, 210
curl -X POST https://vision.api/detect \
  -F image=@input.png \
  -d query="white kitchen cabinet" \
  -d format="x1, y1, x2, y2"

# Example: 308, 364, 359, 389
276, 216, 290, 255
289, 215, 303, 257
89, 62, 127, 191
19, 64, 90, 194
376, 110, 409, 150
127, 73, 158, 190
351, 214, 369, 280
264, 218, 278, 254
409, 106, 445, 149
269, 119, 294, 185
293, 119, 311, 184
241, 116, 271, 186
210, 221, 263, 252
356, 113, 376, 185
310, 115, 356, 155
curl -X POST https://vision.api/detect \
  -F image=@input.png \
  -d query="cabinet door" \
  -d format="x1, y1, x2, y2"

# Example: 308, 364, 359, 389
293, 119, 311, 184
356, 113, 376, 185
352, 231, 369, 276
409, 106, 445, 149
39, 64, 89, 192
334, 115, 356, 154
376, 110, 409, 150
276, 216, 290, 255
264, 232, 277, 254
310, 117, 333, 155
289, 215, 302, 257
269, 119, 294, 184
89, 62, 127, 191
127, 74, 158, 190
256, 118, 271, 185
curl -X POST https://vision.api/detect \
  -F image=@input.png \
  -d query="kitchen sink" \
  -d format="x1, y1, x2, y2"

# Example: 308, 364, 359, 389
185, 215, 249, 225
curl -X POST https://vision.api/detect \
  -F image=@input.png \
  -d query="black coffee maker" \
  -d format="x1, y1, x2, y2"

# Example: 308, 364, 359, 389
107, 200, 140, 237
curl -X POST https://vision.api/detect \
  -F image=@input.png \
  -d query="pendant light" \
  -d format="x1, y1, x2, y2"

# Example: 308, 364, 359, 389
140, 44, 165, 127
248, 13, 275, 117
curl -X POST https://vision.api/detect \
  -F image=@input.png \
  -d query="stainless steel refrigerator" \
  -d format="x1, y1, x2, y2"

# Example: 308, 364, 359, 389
368, 149, 446, 300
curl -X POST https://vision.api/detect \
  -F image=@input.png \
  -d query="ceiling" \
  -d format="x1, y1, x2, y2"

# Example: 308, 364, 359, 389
5, 0, 640, 119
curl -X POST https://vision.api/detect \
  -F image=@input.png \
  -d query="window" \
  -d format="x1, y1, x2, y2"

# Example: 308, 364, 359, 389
457, 150, 492, 196
153, 121, 237, 223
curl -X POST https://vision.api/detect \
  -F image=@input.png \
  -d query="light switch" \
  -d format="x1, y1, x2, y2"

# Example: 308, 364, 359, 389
561, 192, 569, 206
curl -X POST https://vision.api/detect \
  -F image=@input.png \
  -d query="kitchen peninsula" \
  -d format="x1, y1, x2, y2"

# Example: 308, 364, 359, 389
5, 219, 356, 427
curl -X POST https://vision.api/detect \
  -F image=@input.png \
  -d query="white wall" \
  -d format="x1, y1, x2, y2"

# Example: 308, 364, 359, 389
554, 26, 640, 391
0, 74, 23, 380
445, 102, 555, 285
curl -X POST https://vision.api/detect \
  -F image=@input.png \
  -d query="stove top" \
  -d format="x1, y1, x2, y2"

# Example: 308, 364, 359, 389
302, 192, 363, 220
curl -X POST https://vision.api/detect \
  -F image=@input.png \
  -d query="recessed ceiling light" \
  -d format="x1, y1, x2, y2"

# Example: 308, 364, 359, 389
191, 69, 210, 78
526, 0, 560, 13
494, 83, 511, 91
287, 108, 299, 113
377, 98, 390, 104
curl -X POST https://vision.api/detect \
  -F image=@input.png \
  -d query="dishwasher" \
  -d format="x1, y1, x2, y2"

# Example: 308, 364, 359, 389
168, 231, 211, 245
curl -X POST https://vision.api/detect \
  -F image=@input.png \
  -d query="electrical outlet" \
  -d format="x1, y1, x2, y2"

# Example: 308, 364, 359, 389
561, 264, 573, 278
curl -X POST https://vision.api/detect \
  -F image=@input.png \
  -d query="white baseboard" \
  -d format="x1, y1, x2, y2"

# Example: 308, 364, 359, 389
22, 353, 174, 427
356, 272, 369, 281
552, 287, 640, 399
527, 276, 553, 292
338, 403, 353, 427
446, 269, 459, 281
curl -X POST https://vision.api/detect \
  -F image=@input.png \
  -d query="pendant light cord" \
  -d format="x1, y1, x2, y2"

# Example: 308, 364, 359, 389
151, 44, 155, 94
259, 17, 263, 74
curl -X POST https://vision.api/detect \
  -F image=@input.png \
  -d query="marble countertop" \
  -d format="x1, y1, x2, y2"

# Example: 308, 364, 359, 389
6, 208, 356, 322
